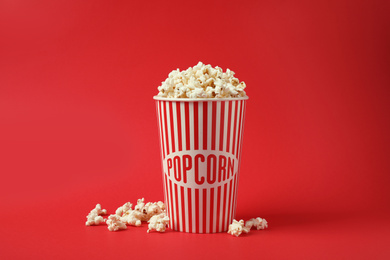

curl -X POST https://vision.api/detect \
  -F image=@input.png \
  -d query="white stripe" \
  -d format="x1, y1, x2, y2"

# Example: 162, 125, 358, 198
219, 185, 224, 232
234, 101, 241, 157
192, 188, 196, 233
213, 187, 218, 233
229, 101, 236, 154
188, 102, 193, 150
205, 188, 210, 233
215, 102, 221, 151
160, 102, 167, 158
172, 102, 179, 152
184, 187, 189, 232
198, 102, 203, 150
166, 179, 173, 229
224, 182, 230, 230
162, 175, 168, 227
223, 101, 229, 152
165, 102, 173, 156
199, 189, 203, 233
171, 184, 177, 231
207, 102, 212, 150
156, 101, 163, 159
232, 176, 237, 224
180, 102, 186, 150
177, 185, 183, 232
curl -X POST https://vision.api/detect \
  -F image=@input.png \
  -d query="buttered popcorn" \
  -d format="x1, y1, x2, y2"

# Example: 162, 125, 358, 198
157, 62, 247, 98
85, 204, 107, 226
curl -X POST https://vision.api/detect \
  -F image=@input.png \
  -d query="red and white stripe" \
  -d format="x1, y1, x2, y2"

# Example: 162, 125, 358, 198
155, 99, 247, 233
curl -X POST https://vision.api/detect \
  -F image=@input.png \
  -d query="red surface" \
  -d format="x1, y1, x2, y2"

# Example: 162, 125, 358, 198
1, 0, 389, 259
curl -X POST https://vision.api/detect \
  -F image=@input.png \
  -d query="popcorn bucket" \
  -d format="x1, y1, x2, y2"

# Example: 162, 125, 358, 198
154, 97, 248, 233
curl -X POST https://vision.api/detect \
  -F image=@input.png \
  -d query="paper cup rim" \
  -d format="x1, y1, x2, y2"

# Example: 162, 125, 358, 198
153, 96, 249, 102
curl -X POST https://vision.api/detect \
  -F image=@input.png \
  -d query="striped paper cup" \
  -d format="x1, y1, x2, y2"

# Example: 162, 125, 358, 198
154, 96, 248, 233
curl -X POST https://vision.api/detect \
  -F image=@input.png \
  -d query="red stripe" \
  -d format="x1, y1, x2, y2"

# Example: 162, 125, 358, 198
211, 102, 217, 150
231, 101, 238, 155
226, 101, 232, 153
180, 186, 186, 232
222, 183, 227, 231
203, 102, 208, 150
194, 102, 199, 150
216, 186, 221, 232
185, 102, 190, 150
219, 101, 225, 151
176, 102, 182, 152
174, 183, 180, 231
195, 189, 200, 233
163, 102, 170, 155
169, 102, 176, 153
227, 179, 233, 225
203, 189, 207, 233
210, 188, 214, 233
236, 101, 244, 157
188, 188, 192, 233
168, 179, 175, 230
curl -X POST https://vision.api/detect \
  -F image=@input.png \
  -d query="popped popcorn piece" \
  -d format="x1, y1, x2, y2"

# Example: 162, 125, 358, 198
147, 213, 170, 233
227, 219, 250, 237
106, 214, 127, 231
115, 202, 133, 216
134, 198, 145, 211
133, 199, 166, 222
157, 62, 247, 99
120, 209, 142, 227
245, 217, 268, 230
157, 201, 166, 211
85, 204, 107, 226
143, 202, 164, 221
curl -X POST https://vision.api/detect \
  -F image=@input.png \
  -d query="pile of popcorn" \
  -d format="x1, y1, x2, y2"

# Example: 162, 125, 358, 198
157, 62, 247, 98
85, 198, 169, 233
86, 199, 268, 236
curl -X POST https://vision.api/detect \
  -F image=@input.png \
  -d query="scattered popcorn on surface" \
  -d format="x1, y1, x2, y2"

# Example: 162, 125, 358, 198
245, 217, 268, 230
113, 199, 166, 227
106, 214, 127, 231
147, 213, 170, 233
157, 62, 247, 99
227, 219, 250, 237
85, 204, 107, 226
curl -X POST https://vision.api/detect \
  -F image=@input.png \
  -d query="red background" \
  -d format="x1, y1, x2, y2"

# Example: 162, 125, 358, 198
1, 0, 389, 259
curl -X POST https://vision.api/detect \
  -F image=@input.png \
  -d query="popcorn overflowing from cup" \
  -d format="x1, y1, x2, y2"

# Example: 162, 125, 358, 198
85, 199, 268, 236
157, 61, 247, 98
